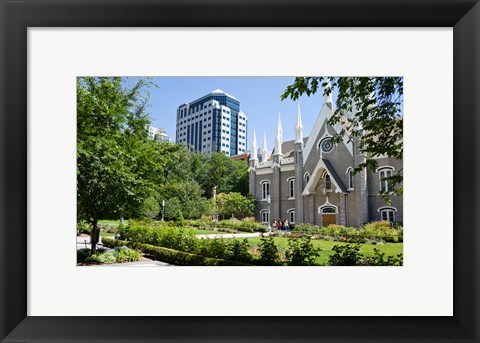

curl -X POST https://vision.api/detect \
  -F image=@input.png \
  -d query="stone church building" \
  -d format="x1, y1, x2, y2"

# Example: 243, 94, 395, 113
248, 92, 403, 228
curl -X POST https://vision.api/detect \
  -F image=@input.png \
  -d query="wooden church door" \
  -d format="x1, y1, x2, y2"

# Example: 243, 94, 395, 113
322, 214, 336, 226
321, 206, 337, 227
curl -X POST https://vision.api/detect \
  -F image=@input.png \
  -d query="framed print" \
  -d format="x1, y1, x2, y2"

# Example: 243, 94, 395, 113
1, 0, 479, 342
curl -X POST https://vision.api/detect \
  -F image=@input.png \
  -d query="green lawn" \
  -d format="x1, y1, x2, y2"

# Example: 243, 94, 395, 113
241, 236, 403, 266
100, 231, 115, 238
99, 219, 127, 228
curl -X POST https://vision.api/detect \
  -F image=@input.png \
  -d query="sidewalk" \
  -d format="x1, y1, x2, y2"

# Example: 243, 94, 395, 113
76, 234, 112, 250
76, 234, 170, 266
196, 232, 268, 239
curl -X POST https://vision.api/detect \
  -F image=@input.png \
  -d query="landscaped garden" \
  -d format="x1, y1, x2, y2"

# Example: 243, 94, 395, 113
85, 219, 403, 266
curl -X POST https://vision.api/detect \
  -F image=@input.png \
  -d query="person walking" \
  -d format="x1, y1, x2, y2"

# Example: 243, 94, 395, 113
272, 219, 277, 233
284, 219, 289, 232
278, 219, 283, 231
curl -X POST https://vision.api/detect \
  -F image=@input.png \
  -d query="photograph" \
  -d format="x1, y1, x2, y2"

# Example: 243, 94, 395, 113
76, 76, 404, 267
2, 0, 479, 340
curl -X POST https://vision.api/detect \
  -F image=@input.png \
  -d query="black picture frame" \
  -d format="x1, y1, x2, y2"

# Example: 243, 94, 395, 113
1, 0, 479, 342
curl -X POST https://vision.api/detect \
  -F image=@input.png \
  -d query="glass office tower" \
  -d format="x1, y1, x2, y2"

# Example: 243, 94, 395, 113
176, 89, 247, 156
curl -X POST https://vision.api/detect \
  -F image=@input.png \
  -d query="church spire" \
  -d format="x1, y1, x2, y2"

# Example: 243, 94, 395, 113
323, 80, 333, 110
250, 129, 258, 161
274, 113, 283, 156
295, 102, 304, 143
261, 130, 268, 162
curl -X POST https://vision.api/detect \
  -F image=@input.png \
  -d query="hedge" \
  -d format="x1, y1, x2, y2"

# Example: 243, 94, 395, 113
102, 237, 250, 266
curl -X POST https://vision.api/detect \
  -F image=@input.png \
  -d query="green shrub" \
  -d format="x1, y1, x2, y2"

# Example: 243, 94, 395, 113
293, 223, 322, 233
259, 235, 279, 265
102, 238, 249, 266
285, 236, 321, 266
216, 219, 265, 232
328, 244, 403, 266
86, 251, 117, 264
116, 223, 198, 252
229, 239, 253, 263
197, 238, 230, 260
77, 220, 91, 235
256, 225, 268, 233
115, 247, 141, 262
155, 227, 198, 253
293, 221, 402, 244
116, 223, 156, 244
329, 244, 362, 266
77, 248, 91, 261
358, 248, 403, 266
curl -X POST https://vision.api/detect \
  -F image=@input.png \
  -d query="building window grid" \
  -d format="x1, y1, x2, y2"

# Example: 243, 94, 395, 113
379, 168, 393, 192
261, 181, 270, 200
347, 168, 354, 189
288, 210, 295, 224
325, 175, 332, 190
287, 178, 295, 198
381, 209, 395, 222
261, 210, 270, 224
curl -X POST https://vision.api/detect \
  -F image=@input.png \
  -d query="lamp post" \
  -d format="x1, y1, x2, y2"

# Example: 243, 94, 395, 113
162, 200, 165, 221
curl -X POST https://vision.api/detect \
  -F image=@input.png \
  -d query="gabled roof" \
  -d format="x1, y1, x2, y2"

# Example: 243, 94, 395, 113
271, 137, 309, 158
303, 105, 353, 163
322, 159, 348, 193
302, 158, 348, 195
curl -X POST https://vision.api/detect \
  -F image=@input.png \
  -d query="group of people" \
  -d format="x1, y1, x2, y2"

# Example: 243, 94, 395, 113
271, 218, 289, 232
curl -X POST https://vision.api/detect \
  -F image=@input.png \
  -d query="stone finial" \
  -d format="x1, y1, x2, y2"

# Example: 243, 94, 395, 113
295, 102, 304, 143
262, 130, 268, 162
250, 129, 258, 161
274, 113, 283, 156
323, 80, 333, 110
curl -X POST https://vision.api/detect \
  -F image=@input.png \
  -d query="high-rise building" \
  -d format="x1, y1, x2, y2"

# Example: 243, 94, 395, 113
147, 126, 171, 142
176, 89, 247, 156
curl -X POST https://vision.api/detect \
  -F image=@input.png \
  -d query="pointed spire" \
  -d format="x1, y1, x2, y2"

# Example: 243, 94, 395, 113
261, 130, 268, 162
278, 112, 283, 141
323, 80, 333, 110
250, 129, 258, 161
295, 102, 304, 143
274, 113, 283, 156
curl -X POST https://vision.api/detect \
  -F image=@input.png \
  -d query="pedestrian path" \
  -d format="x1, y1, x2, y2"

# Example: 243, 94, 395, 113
76, 234, 170, 266
195, 232, 280, 239
95, 260, 171, 267
76, 234, 112, 250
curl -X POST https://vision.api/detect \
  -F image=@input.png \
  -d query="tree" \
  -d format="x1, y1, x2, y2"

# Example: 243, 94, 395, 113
163, 197, 182, 221
140, 196, 160, 219
158, 180, 211, 220
215, 192, 255, 219
197, 153, 250, 197
77, 77, 162, 252
282, 77, 403, 200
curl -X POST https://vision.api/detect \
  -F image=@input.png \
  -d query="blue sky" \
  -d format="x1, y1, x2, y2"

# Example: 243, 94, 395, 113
146, 77, 333, 149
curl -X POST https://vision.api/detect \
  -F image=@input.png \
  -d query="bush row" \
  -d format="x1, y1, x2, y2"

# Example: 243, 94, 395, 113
116, 224, 256, 263
328, 243, 403, 266
293, 222, 403, 243
102, 237, 250, 266
185, 219, 267, 232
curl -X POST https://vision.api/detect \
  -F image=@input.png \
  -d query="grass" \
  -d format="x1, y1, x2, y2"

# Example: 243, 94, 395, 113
100, 231, 115, 238
241, 236, 403, 266
99, 219, 127, 228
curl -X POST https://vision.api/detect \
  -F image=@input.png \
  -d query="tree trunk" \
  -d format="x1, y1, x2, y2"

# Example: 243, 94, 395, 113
90, 218, 100, 254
